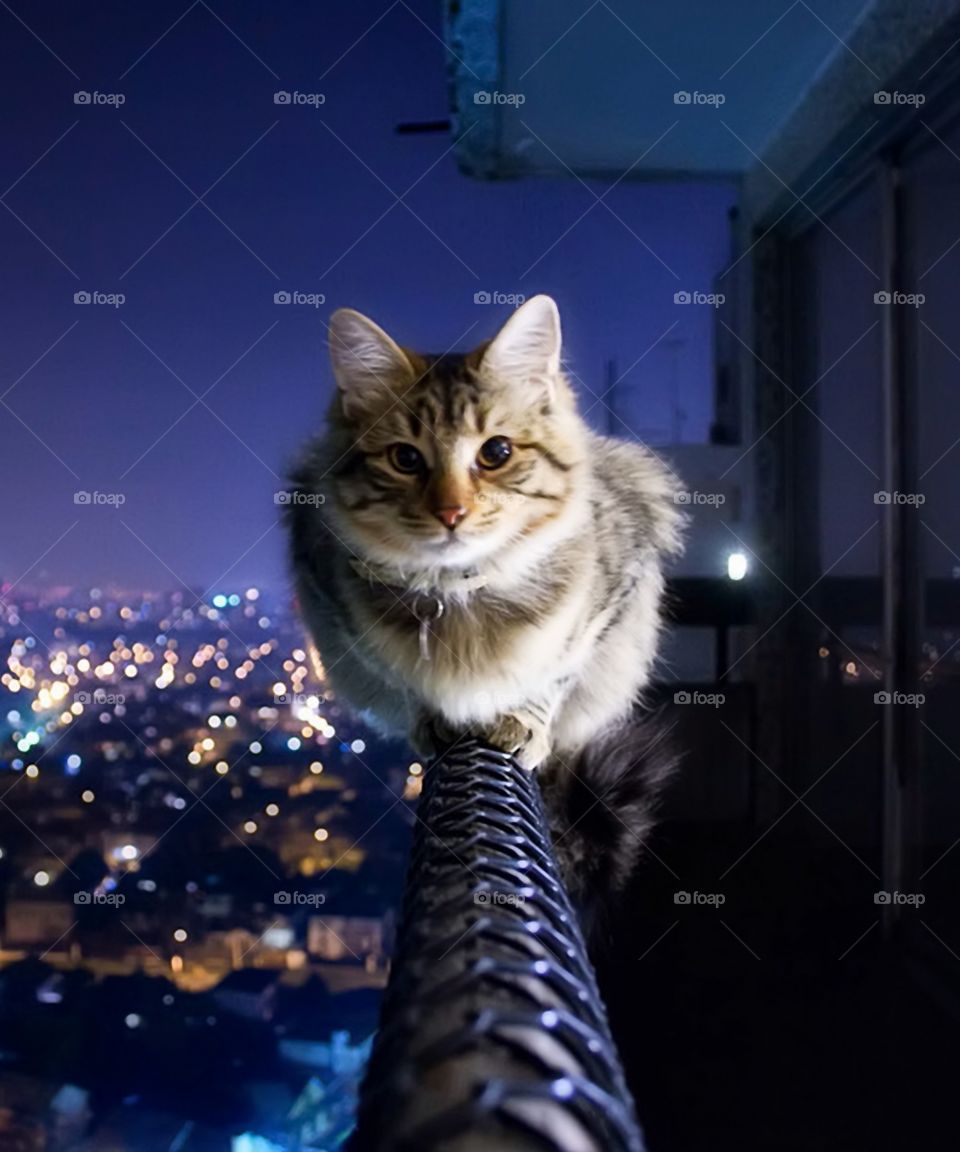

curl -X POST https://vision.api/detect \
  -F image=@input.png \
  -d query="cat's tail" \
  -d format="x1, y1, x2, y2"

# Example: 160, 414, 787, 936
538, 711, 679, 949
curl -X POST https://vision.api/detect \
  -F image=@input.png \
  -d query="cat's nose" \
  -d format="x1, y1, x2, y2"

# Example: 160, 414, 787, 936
434, 505, 468, 531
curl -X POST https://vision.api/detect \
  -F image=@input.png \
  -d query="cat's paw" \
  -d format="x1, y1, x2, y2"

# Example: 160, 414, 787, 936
483, 714, 551, 771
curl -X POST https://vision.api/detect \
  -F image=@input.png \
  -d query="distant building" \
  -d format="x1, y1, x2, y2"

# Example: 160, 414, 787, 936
657, 443, 750, 579
307, 916, 384, 966
212, 969, 280, 1022
2, 899, 73, 950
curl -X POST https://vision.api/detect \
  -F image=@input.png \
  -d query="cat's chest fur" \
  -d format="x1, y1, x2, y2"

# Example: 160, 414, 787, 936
347, 572, 588, 716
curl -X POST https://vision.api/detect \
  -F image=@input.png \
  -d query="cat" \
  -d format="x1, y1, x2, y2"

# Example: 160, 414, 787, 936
287, 295, 684, 927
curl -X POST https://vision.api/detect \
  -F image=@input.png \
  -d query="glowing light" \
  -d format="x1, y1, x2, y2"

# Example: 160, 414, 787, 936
25, 764, 39, 778
173, 928, 188, 943
119, 844, 138, 861
66, 753, 82, 771
287, 737, 301, 751
265, 803, 279, 816
81, 790, 95, 803
309, 762, 323, 774
34, 870, 50, 887
553, 1077, 575, 1100
243, 820, 258, 834
211, 594, 228, 609
314, 828, 329, 842
125, 1013, 141, 1028
215, 761, 229, 775
727, 552, 748, 581
350, 739, 366, 753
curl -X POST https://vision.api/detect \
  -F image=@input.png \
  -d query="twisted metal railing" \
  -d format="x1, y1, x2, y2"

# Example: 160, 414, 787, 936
350, 741, 647, 1152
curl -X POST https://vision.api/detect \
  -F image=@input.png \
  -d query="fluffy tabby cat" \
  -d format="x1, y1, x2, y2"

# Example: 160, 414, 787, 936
287, 295, 684, 926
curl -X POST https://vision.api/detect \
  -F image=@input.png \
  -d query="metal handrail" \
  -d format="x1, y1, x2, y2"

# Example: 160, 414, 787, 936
350, 742, 646, 1151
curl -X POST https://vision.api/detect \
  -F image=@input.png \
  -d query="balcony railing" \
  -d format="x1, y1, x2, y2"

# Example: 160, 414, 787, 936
350, 741, 646, 1152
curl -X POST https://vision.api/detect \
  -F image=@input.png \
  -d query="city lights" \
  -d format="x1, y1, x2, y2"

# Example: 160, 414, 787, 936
0, 584, 387, 1063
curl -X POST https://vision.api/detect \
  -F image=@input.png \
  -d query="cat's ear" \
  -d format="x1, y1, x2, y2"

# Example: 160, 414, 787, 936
481, 294, 562, 402
328, 308, 414, 417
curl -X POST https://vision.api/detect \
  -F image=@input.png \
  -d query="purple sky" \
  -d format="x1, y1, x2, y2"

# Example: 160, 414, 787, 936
0, 0, 735, 593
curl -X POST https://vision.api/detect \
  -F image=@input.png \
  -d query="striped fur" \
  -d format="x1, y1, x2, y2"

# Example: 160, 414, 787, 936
287, 296, 684, 914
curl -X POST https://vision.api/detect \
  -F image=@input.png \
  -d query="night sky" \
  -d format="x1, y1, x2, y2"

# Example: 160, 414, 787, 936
0, 1, 735, 592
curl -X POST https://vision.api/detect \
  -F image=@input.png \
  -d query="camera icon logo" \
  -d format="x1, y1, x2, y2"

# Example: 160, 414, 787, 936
74, 291, 91, 304
473, 891, 491, 905
273, 91, 291, 104
874, 890, 892, 904
274, 891, 291, 904
274, 290, 291, 304
874, 691, 891, 704
674, 691, 691, 705
674, 891, 692, 904
74, 91, 92, 105
674, 290, 691, 304
874, 91, 892, 105
274, 491, 293, 505
74, 491, 92, 504
473, 291, 491, 304
674, 492, 691, 504
673, 91, 691, 105
74, 891, 91, 904
874, 291, 892, 304
874, 491, 891, 504
474, 91, 492, 104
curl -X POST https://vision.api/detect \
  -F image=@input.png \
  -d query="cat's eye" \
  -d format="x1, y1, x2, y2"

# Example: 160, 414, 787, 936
477, 436, 512, 470
387, 443, 425, 474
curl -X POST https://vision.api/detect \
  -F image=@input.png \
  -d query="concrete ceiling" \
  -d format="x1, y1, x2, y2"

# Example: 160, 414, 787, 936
446, 0, 874, 180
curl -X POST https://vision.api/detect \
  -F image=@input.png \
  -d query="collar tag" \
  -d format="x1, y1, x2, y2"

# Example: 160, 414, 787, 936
416, 598, 444, 661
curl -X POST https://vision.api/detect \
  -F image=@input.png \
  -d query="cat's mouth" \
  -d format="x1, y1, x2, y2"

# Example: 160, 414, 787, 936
424, 531, 470, 551
414, 527, 494, 565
